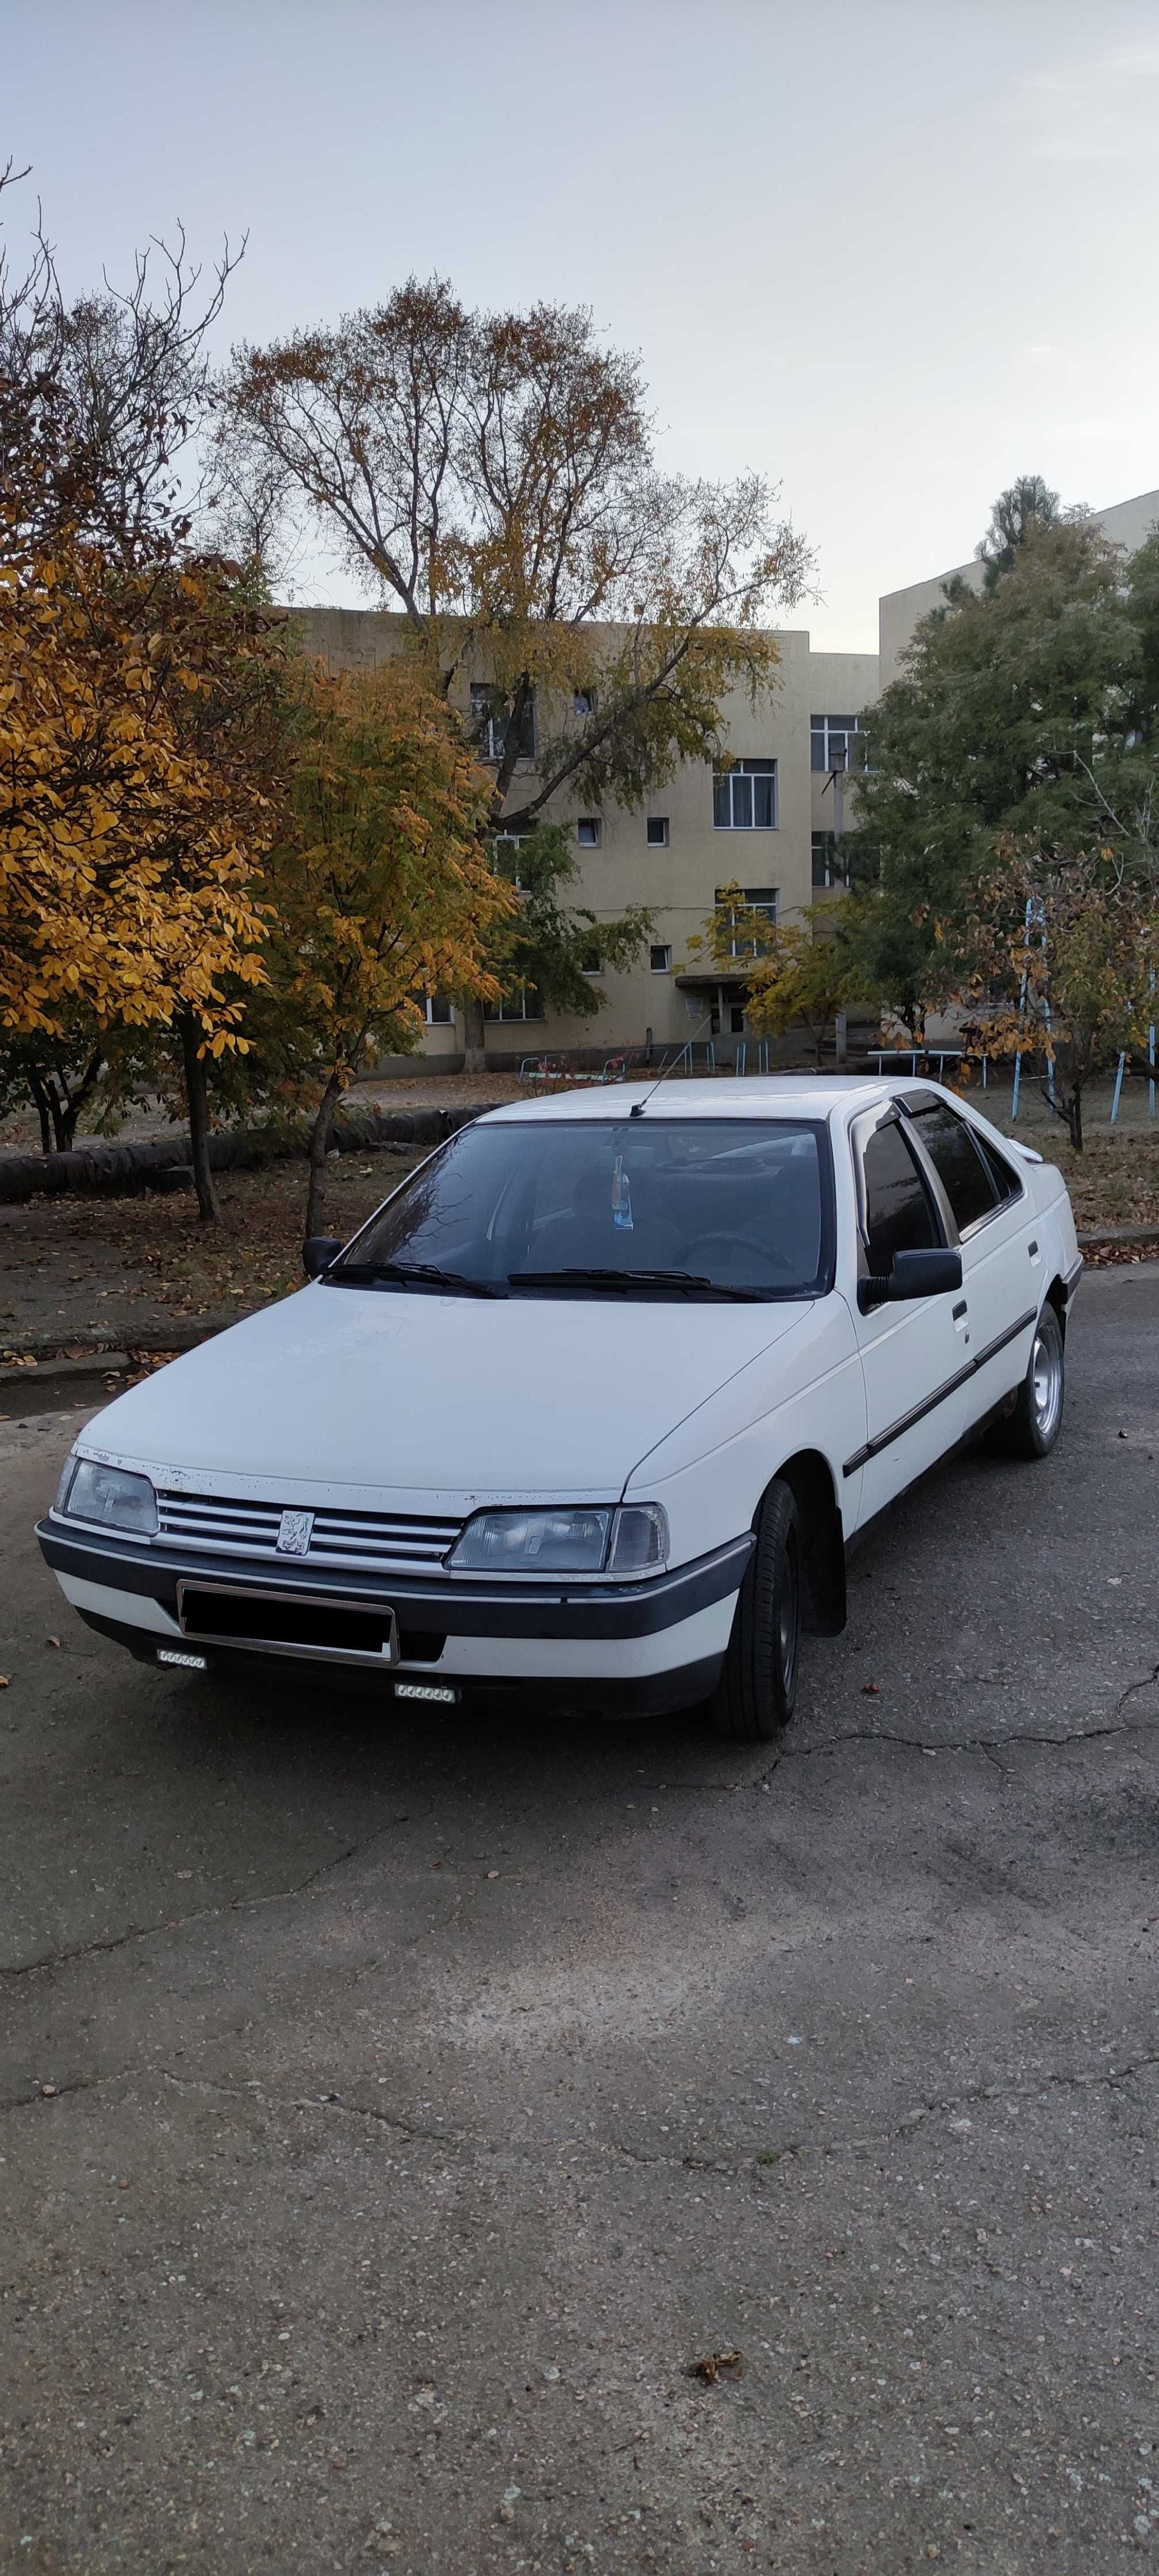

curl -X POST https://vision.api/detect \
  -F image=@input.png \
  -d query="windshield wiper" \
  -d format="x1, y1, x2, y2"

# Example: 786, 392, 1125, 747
329, 1261, 505, 1298
508, 1266, 766, 1301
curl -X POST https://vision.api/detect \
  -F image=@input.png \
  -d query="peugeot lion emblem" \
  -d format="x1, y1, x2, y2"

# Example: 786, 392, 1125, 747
276, 1509, 314, 1557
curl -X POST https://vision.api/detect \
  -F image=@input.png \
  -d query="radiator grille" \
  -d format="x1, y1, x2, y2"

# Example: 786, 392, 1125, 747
155, 1490, 462, 1575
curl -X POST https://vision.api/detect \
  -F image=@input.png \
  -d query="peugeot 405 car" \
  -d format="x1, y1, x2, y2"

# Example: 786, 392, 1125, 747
37, 1076, 1081, 1741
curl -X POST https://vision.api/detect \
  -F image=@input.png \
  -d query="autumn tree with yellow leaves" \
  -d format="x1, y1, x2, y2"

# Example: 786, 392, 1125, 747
687, 884, 878, 1068
0, 531, 295, 1215
255, 661, 515, 1236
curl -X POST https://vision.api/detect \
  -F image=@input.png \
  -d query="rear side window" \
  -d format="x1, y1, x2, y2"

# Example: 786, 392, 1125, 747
972, 1131, 1023, 1206
861, 1120, 939, 1276
909, 1102, 997, 1232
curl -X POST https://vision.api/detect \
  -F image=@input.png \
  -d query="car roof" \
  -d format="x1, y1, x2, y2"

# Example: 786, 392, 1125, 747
480, 1074, 916, 1126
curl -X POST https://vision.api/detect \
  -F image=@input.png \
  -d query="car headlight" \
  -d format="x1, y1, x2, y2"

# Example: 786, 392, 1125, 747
61, 1458, 158, 1536
448, 1502, 669, 1576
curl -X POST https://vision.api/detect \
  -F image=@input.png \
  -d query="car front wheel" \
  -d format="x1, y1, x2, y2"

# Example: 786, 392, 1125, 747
990, 1300, 1065, 1459
710, 1477, 801, 1743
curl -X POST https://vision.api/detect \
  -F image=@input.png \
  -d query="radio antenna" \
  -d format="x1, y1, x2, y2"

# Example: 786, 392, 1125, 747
628, 1009, 717, 1117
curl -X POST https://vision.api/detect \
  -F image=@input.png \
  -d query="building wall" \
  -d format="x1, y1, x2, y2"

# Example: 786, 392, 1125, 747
291, 608, 880, 1067
878, 485, 1159, 689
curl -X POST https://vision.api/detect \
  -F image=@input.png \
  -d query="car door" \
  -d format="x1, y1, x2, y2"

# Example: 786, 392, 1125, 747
901, 1098, 1039, 1432
845, 1105, 971, 1527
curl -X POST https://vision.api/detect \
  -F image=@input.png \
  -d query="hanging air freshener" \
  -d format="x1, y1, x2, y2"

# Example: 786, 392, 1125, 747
612, 1153, 634, 1229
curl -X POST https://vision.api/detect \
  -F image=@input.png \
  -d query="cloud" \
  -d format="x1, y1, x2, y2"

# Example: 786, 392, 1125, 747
1002, 39, 1159, 162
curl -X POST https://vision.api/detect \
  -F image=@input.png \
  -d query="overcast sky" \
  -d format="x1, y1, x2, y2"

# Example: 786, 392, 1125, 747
5, 0, 1158, 653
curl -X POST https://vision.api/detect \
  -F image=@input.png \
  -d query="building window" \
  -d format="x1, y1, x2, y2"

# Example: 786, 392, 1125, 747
580, 937, 603, 976
574, 687, 597, 718
811, 714, 862, 773
577, 816, 602, 846
484, 986, 544, 1023
646, 815, 669, 846
471, 683, 536, 764
650, 944, 672, 973
729, 1004, 746, 1035
712, 758, 777, 829
493, 833, 529, 884
424, 994, 453, 1026
811, 831, 846, 889
714, 885, 778, 957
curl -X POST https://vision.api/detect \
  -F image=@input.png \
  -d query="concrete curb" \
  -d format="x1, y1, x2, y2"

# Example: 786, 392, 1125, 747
1076, 1224, 1159, 1247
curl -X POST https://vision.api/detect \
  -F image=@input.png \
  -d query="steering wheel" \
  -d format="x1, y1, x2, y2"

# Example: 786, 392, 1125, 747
685, 1230, 797, 1278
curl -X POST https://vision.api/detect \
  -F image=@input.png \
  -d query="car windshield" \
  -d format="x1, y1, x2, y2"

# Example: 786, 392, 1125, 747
329, 1117, 832, 1300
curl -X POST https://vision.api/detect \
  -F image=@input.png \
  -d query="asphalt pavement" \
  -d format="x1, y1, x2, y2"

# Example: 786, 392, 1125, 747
2, 1266, 1158, 2575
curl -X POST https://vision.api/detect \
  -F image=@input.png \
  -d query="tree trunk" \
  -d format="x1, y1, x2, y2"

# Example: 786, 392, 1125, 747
178, 1013, 221, 1222
52, 1049, 103, 1153
1070, 1087, 1084, 1151
461, 995, 488, 1075
305, 1068, 345, 1241
28, 1074, 52, 1156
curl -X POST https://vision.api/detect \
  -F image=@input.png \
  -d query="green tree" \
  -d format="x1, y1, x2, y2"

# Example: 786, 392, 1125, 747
975, 474, 1069, 592
850, 516, 1142, 1032
487, 824, 654, 1026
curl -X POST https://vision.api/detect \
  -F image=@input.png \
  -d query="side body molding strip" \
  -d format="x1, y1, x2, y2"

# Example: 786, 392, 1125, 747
842, 1306, 1038, 1478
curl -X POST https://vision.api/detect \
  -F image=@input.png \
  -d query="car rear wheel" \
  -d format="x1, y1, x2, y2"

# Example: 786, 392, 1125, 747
709, 1478, 801, 1743
989, 1301, 1065, 1459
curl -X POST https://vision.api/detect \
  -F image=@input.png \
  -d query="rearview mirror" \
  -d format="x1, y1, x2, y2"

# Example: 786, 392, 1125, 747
859, 1246, 962, 1310
302, 1236, 343, 1279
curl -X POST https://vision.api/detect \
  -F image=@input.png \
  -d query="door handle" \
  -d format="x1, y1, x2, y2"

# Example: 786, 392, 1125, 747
1028, 1240, 1039, 1259
951, 1299, 968, 1321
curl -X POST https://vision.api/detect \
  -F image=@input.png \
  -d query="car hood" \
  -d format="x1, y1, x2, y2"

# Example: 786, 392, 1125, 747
75, 1281, 812, 1511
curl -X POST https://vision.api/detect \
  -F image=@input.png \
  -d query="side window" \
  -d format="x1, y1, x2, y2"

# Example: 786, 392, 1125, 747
861, 1120, 938, 1277
973, 1132, 1023, 1207
909, 1103, 997, 1232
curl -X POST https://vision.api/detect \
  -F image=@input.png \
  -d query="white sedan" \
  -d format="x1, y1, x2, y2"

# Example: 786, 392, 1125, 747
38, 1077, 1081, 1741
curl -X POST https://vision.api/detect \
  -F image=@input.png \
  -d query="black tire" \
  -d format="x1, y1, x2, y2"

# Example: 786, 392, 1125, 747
988, 1301, 1065, 1459
709, 1478, 802, 1743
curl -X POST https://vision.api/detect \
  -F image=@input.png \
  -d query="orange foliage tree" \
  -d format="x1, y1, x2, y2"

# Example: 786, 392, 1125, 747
0, 529, 294, 1213
255, 661, 515, 1236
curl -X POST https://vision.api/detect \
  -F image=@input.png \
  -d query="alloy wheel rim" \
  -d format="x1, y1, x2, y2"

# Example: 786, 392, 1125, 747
1031, 1325, 1062, 1440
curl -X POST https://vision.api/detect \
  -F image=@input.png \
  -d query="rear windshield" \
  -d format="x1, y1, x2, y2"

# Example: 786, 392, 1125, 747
331, 1118, 833, 1300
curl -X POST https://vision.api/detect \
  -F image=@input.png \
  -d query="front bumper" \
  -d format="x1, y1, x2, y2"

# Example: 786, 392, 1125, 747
36, 1517, 754, 1712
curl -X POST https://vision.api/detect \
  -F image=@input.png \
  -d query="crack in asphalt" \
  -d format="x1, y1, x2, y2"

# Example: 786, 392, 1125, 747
0, 1818, 414, 1981
775, 1663, 1159, 1773
5, 2054, 1158, 2180
3, 1666, 1157, 1984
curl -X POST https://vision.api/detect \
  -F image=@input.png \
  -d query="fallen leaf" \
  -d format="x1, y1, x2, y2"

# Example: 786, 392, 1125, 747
0, 1676, 10, 1689
686, 2348, 745, 2386
486, 1869, 501, 1880
862, 1681, 881, 1696
46, 1635, 61, 1649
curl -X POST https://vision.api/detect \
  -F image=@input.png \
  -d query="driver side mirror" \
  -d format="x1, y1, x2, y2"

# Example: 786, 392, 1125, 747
859, 1246, 962, 1311
303, 1235, 344, 1279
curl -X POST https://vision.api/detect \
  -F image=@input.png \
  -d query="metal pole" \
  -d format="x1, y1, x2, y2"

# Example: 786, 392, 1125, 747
1011, 895, 1034, 1122
1111, 1053, 1126, 1124
1150, 967, 1156, 1120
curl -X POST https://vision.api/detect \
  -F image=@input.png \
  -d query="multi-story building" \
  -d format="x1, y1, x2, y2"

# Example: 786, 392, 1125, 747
295, 481, 1158, 1072
294, 607, 878, 1071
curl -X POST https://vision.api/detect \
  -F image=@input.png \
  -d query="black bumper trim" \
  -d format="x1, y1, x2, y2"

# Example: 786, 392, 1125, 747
72, 1610, 724, 1716
37, 1520, 754, 1642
